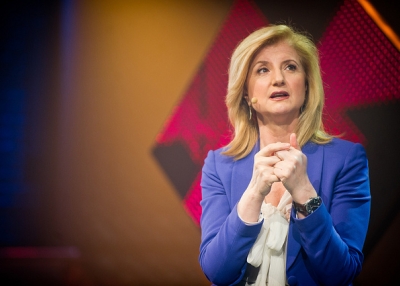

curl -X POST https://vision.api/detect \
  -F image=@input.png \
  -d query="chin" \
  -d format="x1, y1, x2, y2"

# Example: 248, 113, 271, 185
268, 109, 300, 118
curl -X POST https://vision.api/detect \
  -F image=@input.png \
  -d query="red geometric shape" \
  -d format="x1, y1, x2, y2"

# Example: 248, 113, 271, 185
320, 0, 400, 144
154, 0, 268, 224
154, 0, 400, 226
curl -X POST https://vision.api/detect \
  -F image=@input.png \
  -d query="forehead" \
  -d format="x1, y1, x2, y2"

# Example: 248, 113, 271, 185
252, 40, 300, 63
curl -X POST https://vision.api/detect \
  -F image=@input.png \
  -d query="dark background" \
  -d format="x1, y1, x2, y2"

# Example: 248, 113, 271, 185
1, 0, 399, 285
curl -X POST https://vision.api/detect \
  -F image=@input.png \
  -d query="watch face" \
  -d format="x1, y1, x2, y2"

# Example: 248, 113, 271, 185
305, 197, 322, 213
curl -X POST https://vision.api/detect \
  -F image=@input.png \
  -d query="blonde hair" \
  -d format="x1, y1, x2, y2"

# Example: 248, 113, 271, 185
223, 24, 332, 159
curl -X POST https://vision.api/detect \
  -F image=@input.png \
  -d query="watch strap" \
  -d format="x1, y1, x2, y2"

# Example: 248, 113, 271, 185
293, 196, 322, 216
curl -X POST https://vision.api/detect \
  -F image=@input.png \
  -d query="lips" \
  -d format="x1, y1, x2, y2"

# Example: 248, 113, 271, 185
270, 91, 289, 99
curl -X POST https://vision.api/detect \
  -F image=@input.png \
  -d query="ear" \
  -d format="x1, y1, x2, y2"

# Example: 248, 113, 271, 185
243, 95, 250, 105
243, 83, 249, 95
243, 87, 250, 103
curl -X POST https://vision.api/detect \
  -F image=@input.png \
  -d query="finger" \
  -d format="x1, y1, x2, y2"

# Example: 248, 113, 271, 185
275, 150, 303, 172
257, 172, 281, 187
273, 167, 288, 184
290, 133, 301, 151
275, 149, 291, 161
275, 149, 300, 161
274, 160, 296, 176
250, 166, 281, 193
255, 155, 281, 166
258, 142, 291, 157
273, 164, 293, 184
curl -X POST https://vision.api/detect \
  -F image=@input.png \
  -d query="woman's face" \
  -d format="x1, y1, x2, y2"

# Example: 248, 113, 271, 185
246, 40, 307, 123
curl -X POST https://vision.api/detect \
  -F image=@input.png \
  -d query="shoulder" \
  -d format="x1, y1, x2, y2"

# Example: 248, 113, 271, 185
204, 146, 236, 166
306, 138, 365, 156
203, 146, 244, 182
323, 138, 366, 158
311, 139, 368, 175
201, 147, 237, 192
304, 138, 367, 171
326, 137, 362, 148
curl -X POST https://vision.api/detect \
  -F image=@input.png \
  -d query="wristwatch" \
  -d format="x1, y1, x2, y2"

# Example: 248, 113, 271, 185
293, 196, 322, 216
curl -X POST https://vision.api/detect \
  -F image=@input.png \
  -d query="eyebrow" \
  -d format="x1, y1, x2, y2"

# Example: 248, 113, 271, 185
252, 60, 268, 67
251, 59, 299, 70
250, 60, 268, 71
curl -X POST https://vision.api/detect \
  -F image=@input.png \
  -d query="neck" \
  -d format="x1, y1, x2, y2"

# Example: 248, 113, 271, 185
257, 116, 299, 148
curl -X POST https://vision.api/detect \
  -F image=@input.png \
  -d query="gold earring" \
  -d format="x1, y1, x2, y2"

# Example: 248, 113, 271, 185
249, 105, 252, 120
248, 98, 258, 120
249, 98, 257, 120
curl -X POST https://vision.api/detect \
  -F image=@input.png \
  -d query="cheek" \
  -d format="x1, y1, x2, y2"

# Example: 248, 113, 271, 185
252, 78, 269, 92
293, 78, 307, 96
247, 79, 256, 95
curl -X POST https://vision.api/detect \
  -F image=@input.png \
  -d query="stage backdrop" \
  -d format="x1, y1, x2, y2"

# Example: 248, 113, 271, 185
0, 0, 399, 285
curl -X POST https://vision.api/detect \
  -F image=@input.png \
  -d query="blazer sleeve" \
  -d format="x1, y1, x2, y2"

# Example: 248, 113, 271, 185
199, 150, 262, 285
292, 142, 371, 285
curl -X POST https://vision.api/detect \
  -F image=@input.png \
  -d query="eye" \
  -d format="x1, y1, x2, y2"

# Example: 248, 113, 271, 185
286, 64, 297, 71
257, 67, 269, 74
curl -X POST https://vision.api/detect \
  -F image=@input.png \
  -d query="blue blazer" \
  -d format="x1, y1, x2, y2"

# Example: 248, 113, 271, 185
199, 138, 371, 286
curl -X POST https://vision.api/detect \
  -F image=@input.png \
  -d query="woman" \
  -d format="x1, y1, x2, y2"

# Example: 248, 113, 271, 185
199, 25, 370, 286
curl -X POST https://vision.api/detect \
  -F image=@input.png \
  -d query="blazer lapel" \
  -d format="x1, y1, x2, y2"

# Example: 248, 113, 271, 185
230, 141, 260, 205
286, 142, 324, 270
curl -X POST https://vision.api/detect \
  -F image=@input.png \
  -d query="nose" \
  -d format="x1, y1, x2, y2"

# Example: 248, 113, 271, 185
272, 70, 285, 86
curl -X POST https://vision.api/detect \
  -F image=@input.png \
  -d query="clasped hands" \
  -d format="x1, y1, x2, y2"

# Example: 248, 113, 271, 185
250, 133, 313, 201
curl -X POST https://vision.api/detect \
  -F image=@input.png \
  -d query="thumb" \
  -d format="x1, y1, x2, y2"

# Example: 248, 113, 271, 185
290, 133, 301, 150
